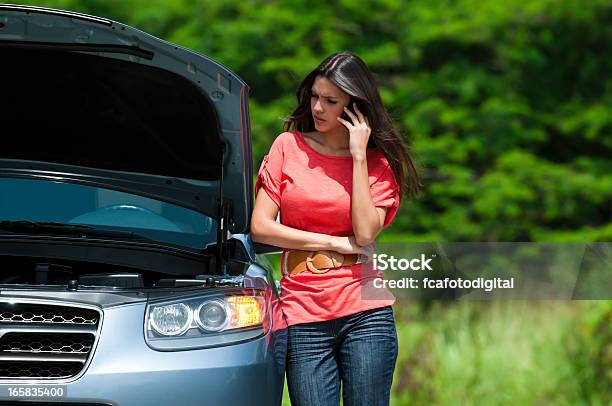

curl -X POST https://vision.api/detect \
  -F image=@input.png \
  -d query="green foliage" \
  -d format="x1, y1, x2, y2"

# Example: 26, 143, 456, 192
25, 0, 612, 242
390, 300, 611, 405
566, 300, 612, 403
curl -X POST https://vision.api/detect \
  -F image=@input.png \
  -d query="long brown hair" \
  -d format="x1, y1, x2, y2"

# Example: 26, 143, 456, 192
283, 51, 422, 199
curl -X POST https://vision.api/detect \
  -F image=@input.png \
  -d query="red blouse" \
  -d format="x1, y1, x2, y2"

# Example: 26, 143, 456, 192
256, 131, 398, 326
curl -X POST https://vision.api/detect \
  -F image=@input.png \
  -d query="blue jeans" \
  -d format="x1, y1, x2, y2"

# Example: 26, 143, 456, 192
286, 306, 398, 406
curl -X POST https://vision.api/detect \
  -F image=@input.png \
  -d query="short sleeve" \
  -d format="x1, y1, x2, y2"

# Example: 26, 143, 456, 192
370, 163, 401, 228
255, 134, 285, 207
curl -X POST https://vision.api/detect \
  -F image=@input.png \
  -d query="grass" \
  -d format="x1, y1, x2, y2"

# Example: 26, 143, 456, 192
258, 252, 611, 405
278, 300, 611, 405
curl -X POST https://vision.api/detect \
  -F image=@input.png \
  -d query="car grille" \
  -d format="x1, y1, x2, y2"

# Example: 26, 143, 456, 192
0, 303, 100, 380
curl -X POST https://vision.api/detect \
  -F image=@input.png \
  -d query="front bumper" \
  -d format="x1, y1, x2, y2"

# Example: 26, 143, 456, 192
0, 302, 287, 406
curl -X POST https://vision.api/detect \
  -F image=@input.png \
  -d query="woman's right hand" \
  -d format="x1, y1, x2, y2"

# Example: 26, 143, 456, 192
333, 236, 375, 258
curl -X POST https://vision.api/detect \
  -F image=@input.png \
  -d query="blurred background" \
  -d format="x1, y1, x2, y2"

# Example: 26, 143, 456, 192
22, 0, 612, 403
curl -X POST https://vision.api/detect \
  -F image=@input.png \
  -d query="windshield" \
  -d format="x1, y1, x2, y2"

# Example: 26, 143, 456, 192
0, 178, 216, 249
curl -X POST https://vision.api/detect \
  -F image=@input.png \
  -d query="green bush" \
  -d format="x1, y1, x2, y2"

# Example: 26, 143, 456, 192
26, 0, 612, 242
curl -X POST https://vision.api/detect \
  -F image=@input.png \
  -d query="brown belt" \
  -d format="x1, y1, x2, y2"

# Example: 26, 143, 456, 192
284, 250, 369, 276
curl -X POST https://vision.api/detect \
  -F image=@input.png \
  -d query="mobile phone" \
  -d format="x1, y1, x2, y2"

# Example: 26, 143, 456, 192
341, 101, 356, 121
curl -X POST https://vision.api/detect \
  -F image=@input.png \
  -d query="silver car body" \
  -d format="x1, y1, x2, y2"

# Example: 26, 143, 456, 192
0, 4, 287, 405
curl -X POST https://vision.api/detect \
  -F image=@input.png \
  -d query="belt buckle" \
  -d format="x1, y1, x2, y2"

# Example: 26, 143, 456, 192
305, 250, 344, 274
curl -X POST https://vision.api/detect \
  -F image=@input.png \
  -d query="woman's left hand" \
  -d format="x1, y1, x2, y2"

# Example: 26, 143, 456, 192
337, 102, 371, 160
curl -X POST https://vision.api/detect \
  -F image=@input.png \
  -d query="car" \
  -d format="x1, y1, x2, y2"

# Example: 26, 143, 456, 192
0, 4, 287, 405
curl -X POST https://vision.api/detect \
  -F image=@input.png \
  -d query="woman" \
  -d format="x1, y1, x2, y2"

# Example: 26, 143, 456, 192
251, 51, 421, 406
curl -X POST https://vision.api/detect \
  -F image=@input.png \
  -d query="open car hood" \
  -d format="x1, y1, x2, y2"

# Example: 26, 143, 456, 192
0, 4, 253, 234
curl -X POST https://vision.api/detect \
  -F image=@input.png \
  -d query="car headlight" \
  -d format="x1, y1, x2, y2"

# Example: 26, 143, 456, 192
196, 300, 230, 332
145, 289, 266, 351
194, 296, 264, 331
150, 303, 193, 336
